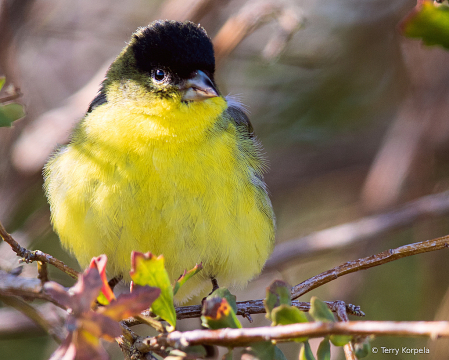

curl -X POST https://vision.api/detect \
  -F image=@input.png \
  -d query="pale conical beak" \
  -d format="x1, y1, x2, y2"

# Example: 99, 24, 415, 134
180, 70, 219, 101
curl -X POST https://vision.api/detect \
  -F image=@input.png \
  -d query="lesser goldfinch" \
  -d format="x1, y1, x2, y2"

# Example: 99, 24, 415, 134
44, 20, 275, 302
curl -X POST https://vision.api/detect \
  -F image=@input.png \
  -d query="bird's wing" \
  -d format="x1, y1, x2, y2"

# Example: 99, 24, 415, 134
225, 95, 254, 138
87, 83, 107, 113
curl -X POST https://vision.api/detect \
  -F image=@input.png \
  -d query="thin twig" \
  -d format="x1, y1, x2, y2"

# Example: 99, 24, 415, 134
213, 0, 301, 63
266, 190, 449, 270
160, 321, 449, 348
0, 92, 22, 104
123, 300, 364, 327
291, 235, 449, 299
0, 220, 78, 279
0, 270, 64, 308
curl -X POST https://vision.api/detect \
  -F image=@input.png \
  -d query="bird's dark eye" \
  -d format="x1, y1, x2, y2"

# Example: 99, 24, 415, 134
153, 69, 166, 82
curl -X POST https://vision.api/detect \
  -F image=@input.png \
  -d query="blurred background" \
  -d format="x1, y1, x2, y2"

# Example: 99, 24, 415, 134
2, 0, 449, 359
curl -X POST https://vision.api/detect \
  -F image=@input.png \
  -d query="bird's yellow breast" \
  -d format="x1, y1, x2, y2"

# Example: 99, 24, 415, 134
44, 96, 274, 301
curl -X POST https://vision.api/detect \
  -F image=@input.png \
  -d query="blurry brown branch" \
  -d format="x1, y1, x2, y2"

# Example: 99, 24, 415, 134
213, 0, 302, 63
291, 235, 449, 299
0, 294, 64, 342
266, 190, 449, 270
0, 220, 79, 279
0, 302, 65, 337
362, 40, 449, 211
156, 0, 223, 23
137, 321, 449, 349
11, 61, 111, 173
0, 269, 61, 306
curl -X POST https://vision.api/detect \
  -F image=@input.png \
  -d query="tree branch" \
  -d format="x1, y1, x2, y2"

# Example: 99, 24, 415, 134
0, 220, 78, 279
136, 321, 449, 349
291, 235, 449, 299
0, 269, 64, 307
122, 300, 364, 327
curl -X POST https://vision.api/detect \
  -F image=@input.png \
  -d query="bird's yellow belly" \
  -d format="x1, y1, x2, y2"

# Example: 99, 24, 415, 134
48, 125, 274, 301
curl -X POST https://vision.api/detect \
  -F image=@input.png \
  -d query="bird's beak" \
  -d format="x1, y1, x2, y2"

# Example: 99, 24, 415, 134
180, 70, 219, 101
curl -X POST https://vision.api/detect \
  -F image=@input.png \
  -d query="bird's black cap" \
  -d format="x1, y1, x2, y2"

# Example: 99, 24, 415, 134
132, 20, 215, 80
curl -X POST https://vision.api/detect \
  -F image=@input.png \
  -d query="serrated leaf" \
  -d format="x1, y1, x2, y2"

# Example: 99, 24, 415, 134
353, 341, 370, 358
264, 280, 291, 319
329, 334, 351, 347
101, 285, 160, 321
299, 341, 316, 360
402, 1, 449, 49
0, 77, 5, 92
309, 297, 334, 323
207, 287, 238, 314
0, 103, 25, 127
317, 338, 331, 360
241, 342, 286, 360
130, 251, 176, 328
201, 297, 242, 329
173, 263, 203, 296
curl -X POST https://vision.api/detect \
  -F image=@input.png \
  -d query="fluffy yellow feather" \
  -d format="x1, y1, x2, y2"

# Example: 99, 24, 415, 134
44, 20, 275, 301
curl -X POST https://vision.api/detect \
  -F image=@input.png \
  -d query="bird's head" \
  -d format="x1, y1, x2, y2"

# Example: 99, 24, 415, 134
104, 20, 221, 113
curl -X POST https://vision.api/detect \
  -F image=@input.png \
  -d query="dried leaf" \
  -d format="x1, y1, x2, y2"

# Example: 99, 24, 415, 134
101, 285, 160, 321
201, 297, 242, 329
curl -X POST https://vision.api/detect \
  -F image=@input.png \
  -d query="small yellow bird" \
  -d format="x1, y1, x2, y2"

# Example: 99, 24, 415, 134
44, 20, 275, 302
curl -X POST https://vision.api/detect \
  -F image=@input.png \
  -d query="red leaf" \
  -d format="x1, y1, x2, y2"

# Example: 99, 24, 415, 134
89, 255, 115, 303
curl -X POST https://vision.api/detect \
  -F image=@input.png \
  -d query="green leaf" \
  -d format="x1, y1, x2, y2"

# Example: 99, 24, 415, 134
271, 304, 308, 325
130, 251, 176, 328
402, 1, 449, 49
241, 342, 287, 360
329, 335, 351, 347
201, 297, 242, 329
353, 340, 371, 358
273, 346, 288, 360
309, 297, 334, 323
317, 338, 331, 360
271, 304, 308, 342
299, 341, 316, 360
0, 103, 25, 127
0, 77, 5, 92
207, 287, 238, 314
264, 280, 291, 319
173, 263, 203, 296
